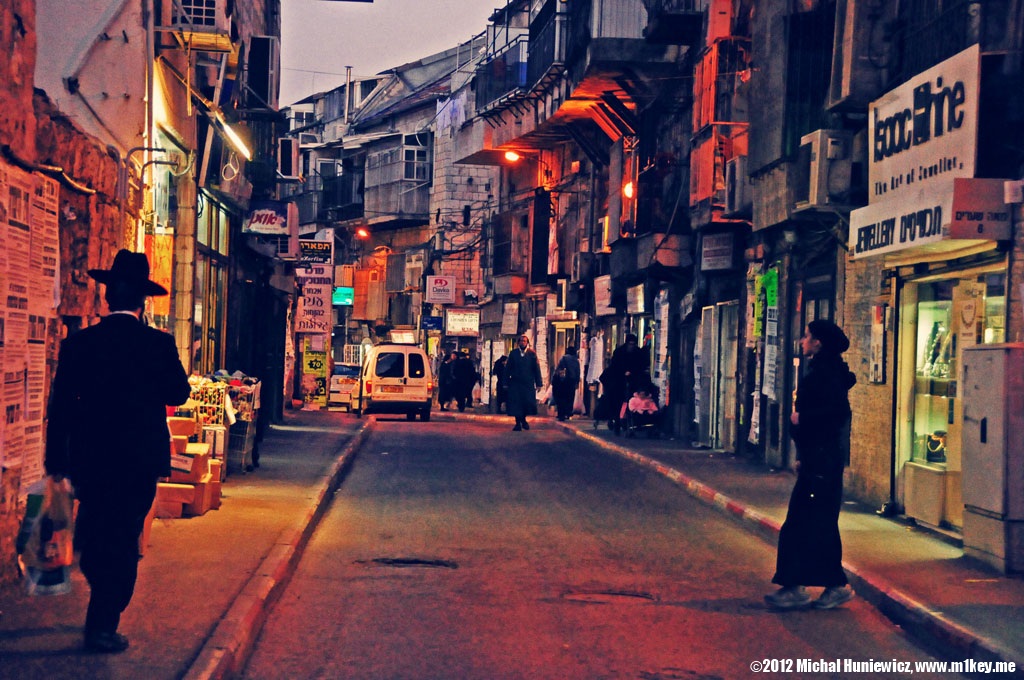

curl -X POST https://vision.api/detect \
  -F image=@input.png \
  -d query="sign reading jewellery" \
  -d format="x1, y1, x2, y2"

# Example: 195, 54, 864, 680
850, 45, 985, 258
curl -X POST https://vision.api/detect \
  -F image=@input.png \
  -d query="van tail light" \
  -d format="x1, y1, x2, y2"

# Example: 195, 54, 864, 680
366, 380, 373, 393
428, 379, 434, 391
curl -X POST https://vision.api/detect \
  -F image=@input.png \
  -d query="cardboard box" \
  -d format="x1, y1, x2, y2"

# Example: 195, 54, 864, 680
201, 425, 227, 461
210, 479, 222, 509
167, 416, 197, 437
170, 442, 211, 483
184, 473, 216, 516
157, 482, 197, 504
171, 435, 188, 455
209, 458, 224, 483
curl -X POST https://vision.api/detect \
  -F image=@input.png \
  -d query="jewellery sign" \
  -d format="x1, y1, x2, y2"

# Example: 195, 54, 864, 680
446, 308, 480, 337
850, 44, 985, 258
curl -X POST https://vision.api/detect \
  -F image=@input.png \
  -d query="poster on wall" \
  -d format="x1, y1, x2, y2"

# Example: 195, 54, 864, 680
501, 302, 519, 336
302, 336, 328, 407
870, 304, 887, 384
594, 275, 614, 316
760, 268, 779, 400
3, 164, 33, 471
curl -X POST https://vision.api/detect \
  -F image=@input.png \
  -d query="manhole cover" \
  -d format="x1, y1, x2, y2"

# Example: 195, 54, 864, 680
358, 557, 458, 569
561, 589, 657, 604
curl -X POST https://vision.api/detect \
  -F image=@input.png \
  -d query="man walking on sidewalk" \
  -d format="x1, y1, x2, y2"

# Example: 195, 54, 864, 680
45, 250, 192, 653
505, 333, 542, 431
765, 319, 857, 611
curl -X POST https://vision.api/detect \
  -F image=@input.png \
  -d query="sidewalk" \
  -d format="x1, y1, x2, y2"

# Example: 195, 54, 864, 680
0, 409, 371, 680
553, 416, 1024, 673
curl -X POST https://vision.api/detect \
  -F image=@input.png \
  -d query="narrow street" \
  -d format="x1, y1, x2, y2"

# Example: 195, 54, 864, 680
242, 419, 947, 679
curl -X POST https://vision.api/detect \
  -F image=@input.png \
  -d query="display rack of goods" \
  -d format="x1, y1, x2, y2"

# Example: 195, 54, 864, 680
186, 376, 229, 427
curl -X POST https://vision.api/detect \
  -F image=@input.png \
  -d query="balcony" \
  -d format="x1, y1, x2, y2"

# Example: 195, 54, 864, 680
476, 36, 530, 112
643, 0, 706, 45
527, 0, 568, 91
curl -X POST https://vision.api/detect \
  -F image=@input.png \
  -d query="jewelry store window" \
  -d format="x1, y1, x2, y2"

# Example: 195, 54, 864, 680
899, 269, 1006, 530
910, 273, 1005, 467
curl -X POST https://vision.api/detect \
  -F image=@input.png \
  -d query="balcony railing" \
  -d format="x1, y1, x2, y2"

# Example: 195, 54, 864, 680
527, 1, 568, 89
566, 0, 649, 61
290, 173, 364, 226
644, 0, 706, 45
888, 0, 976, 89
476, 36, 530, 110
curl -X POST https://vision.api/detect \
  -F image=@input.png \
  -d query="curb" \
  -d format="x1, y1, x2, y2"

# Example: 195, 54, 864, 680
557, 421, 1024, 672
183, 419, 376, 680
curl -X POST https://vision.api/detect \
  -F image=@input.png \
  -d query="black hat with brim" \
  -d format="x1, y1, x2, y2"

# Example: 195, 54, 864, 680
88, 249, 168, 297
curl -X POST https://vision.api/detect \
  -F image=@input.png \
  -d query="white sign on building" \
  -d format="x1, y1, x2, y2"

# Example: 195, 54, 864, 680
425, 275, 456, 304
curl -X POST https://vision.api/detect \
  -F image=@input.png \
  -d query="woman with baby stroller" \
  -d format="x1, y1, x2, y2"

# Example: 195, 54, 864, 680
596, 333, 649, 433
620, 372, 661, 437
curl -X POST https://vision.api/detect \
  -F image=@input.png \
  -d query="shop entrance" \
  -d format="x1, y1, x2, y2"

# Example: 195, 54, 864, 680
896, 266, 1006, 530
696, 301, 739, 451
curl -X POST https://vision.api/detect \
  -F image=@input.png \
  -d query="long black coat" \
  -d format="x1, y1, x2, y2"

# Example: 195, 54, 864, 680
504, 348, 542, 418
45, 314, 192, 485
772, 351, 856, 588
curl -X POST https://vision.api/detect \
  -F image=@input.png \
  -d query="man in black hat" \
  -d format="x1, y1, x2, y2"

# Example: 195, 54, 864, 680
45, 249, 191, 653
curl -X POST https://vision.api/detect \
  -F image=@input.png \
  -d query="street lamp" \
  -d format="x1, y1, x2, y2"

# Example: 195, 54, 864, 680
503, 150, 553, 185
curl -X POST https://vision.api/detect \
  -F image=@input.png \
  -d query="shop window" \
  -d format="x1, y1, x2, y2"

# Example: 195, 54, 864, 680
909, 273, 1006, 466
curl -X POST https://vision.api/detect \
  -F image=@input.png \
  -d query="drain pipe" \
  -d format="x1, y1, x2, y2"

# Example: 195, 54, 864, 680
344, 65, 353, 124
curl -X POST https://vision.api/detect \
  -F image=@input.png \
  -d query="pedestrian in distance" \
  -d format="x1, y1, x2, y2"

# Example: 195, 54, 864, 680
601, 333, 648, 433
453, 348, 477, 412
504, 333, 543, 431
551, 345, 581, 421
492, 354, 508, 414
44, 250, 192, 653
765, 319, 857, 611
438, 351, 456, 411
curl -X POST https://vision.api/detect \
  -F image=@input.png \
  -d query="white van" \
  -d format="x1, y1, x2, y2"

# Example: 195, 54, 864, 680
353, 344, 433, 421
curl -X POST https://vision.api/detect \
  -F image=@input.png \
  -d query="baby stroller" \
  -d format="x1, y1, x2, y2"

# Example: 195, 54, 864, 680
619, 379, 661, 438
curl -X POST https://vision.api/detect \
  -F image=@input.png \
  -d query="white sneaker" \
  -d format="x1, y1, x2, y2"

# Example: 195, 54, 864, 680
813, 586, 854, 609
764, 586, 811, 610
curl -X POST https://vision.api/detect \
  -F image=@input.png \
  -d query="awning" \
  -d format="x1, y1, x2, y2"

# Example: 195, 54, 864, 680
340, 131, 402, 150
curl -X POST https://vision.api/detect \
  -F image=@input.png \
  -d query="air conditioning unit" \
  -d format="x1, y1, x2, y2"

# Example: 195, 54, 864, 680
245, 36, 280, 110
570, 252, 593, 282
724, 155, 751, 216
172, 0, 231, 38
795, 129, 852, 211
298, 132, 320, 147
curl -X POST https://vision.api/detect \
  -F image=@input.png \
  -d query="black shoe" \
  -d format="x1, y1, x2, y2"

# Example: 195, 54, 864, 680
512, 424, 522, 431
522, 420, 530, 430
84, 631, 130, 653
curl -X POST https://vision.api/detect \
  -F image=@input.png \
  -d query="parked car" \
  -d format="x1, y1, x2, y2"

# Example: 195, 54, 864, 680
328, 363, 360, 410
353, 344, 433, 421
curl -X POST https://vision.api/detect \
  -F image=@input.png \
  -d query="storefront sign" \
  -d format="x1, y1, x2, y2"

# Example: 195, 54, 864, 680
868, 44, 979, 206
594, 275, 614, 316
701, 232, 734, 270
332, 286, 354, 306
425, 275, 456, 304
851, 45, 983, 259
627, 284, 645, 314
948, 178, 1012, 240
446, 308, 480, 336
297, 281, 331, 333
242, 200, 290, 235
422, 315, 443, 331
501, 302, 519, 335
850, 177, 1008, 257
299, 240, 332, 266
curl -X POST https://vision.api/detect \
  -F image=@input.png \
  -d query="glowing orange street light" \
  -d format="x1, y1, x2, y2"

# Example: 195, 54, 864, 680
355, 226, 370, 239
623, 180, 635, 199
504, 150, 522, 162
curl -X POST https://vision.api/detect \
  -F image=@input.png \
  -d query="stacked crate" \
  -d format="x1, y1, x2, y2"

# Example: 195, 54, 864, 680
154, 416, 222, 518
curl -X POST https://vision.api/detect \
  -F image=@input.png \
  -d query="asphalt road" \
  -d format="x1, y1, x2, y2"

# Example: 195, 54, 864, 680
241, 418, 952, 680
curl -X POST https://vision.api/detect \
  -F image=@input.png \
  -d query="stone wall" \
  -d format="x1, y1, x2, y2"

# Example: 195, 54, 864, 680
0, 0, 123, 585
843, 254, 896, 508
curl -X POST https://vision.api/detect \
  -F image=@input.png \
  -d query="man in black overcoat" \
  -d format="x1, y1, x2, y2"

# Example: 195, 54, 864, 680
504, 333, 543, 431
45, 250, 191, 653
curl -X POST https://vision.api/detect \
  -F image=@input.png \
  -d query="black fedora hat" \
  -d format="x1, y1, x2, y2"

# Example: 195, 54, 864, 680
88, 249, 168, 296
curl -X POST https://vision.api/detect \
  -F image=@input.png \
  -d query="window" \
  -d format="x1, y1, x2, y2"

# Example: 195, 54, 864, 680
374, 352, 405, 378
408, 353, 425, 378
403, 133, 431, 181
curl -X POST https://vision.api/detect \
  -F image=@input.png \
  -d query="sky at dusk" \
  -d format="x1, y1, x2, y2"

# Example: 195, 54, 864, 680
281, 0, 501, 106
